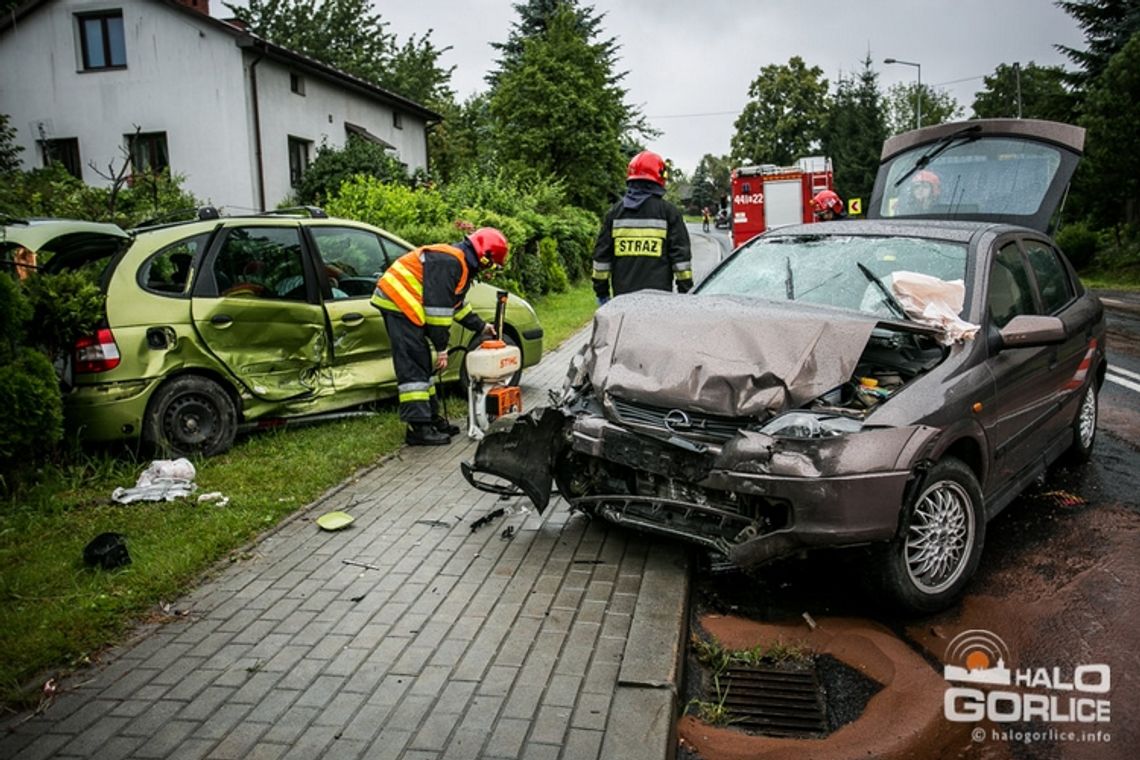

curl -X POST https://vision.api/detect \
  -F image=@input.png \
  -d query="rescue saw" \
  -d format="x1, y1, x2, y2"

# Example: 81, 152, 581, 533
465, 290, 522, 439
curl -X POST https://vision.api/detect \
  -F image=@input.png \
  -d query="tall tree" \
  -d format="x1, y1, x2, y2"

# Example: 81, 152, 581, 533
883, 83, 962, 135
0, 113, 23, 175
1078, 31, 1140, 226
1056, 0, 1140, 86
731, 57, 828, 166
488, 0, 653, 141
971, 62, 1077, 121
224, 0, 453, 105
488, 5, 627, 211
428, 94, 494, 184
820, 55, 888, 205
689, 154, 732, 212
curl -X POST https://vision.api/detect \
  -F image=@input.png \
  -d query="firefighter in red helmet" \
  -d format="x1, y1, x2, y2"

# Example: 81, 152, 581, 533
811, 189, 845, 221
592, 150, 693, 304
372, 227, 508, 445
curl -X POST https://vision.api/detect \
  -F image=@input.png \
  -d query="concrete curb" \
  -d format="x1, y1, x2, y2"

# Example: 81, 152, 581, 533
602, 543, 690, 760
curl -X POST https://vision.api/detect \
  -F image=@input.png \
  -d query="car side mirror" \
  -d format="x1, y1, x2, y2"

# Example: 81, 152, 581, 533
999, 314, 1066, 349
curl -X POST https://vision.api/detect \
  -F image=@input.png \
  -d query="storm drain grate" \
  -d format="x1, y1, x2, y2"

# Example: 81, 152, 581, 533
720, 665, 827, 737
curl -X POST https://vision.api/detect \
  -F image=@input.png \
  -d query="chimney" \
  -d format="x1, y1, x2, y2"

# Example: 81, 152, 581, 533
174, 0, 210, 16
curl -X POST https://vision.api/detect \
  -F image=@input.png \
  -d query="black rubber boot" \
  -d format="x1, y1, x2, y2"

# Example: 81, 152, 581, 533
431, 416, 461, 437
405, 423, 450, 446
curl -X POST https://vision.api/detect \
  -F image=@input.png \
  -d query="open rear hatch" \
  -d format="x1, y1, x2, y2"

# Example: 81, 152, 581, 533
867, 118, 1085, 233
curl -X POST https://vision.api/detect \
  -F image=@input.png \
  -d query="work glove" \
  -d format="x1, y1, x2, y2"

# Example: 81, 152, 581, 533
434, 350, 448, 372
596, 296, 610, 307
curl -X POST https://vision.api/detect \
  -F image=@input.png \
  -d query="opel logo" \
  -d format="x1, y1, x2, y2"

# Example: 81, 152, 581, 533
664, 409, 692, 433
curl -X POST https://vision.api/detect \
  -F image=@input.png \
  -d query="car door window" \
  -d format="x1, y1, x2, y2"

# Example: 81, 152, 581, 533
140, 232, 210, 296
379, 235, 411, 262
1023, 240, 1075, 315
309, 227, 389, 298
987, 243, 1036, 328
212, 227, 307, 300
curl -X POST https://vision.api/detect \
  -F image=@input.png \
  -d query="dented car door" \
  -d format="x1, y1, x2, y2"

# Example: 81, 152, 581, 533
192, 224, 333, 401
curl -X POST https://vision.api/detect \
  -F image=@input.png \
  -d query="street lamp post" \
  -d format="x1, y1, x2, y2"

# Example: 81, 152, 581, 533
884, 58, 922, 128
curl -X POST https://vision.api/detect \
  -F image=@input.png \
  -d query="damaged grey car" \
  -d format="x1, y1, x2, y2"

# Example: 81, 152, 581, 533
462, 119, 1107, 612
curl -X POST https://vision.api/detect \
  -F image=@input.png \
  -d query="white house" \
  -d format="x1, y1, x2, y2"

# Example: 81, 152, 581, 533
0, 0, 440, 210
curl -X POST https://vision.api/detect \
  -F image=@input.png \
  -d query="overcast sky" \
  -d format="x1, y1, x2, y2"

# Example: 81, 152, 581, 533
223, 1, 1087, 174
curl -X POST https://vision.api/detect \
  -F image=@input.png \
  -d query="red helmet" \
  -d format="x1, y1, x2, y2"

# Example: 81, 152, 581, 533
469, 227, 510, 268
811, 189, 844, 217
627, 150, 668, 187
911, 170, 941, 199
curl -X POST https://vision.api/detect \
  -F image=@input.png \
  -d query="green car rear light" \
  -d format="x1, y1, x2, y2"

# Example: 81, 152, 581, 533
74, 328, 121, 374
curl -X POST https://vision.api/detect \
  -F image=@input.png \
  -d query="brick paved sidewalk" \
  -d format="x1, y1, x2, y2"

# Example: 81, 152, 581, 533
1, 332, 690, 760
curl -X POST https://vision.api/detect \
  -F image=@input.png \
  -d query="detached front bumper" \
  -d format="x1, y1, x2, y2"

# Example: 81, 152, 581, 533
463, 407, 939, 568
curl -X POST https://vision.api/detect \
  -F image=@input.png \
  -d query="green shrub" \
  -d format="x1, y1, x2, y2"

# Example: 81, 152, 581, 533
325, 175, 450, 239
296, 136, 410, 206
0, 273, 31, 362
21, 270, 105, 358
0, 348, 63, 483
1055, 221, 1101, 271
538, 236, 569, 292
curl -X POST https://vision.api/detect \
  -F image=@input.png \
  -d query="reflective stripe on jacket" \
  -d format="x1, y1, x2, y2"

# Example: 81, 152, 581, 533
592, 195, 692, 297
372, 245, 470, 327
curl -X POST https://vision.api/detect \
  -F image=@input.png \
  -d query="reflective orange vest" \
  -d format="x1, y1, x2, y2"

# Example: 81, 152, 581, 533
372, 245, 470, 326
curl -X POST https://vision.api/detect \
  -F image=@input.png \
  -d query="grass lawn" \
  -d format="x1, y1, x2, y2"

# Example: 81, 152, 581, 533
0, 281, 597, 708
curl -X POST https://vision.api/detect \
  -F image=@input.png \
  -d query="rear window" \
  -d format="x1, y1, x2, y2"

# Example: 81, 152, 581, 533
878, 138, 1064, 219
139, 233, 210, 297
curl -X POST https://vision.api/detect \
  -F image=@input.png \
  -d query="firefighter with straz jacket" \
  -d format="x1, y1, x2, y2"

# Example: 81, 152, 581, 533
592, 151, 693, 304
372, 228, 509, 446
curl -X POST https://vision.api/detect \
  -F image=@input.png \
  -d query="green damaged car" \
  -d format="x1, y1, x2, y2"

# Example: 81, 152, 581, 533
2, 210, 544, 456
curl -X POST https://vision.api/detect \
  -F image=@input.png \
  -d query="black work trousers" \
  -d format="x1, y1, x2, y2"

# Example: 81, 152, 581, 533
382, 310, 441, 424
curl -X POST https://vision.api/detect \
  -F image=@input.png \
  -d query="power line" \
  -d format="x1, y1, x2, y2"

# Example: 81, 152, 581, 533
646, 110, 739, 119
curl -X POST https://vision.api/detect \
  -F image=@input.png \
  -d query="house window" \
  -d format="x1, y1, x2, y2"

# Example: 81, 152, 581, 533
128, 132, 169, 175
288, 137, 311, 187
393, 112, 403, 129
77, 11, 126, 70
290, 73, 305, 96
41, 138, 83, 179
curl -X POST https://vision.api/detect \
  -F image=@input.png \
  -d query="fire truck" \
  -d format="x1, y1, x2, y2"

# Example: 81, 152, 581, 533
728, 156, 834, 248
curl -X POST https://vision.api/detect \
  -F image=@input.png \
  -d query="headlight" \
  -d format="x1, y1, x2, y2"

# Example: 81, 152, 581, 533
758, 412, 864, 438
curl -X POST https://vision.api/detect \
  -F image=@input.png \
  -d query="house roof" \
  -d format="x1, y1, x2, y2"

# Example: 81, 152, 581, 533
0, 0, 442, 123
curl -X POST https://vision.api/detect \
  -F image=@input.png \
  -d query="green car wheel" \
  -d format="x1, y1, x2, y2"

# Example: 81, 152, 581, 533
144, 375, 237, 457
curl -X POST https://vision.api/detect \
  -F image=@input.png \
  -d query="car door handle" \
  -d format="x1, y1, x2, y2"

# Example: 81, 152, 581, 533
210, 315, 233, 327
340, 312, 364, 325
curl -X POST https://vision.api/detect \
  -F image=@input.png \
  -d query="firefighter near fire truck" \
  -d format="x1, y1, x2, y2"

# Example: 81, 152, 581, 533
592, 150, 693, 304
728, 156, 835, 248
371, 228, 509, 446
810, 189, 846, 221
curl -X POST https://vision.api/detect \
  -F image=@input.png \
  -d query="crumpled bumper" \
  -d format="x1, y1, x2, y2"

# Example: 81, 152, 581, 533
463, 407, 939, 567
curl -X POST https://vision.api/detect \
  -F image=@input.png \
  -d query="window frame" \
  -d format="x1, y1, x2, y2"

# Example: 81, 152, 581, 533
288, 136, 312, 188
77, 10, 126, 71
40, 138, 83, 179
127, 131, 170, 176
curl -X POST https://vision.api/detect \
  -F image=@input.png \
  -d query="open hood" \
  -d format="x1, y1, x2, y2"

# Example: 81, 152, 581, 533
867, 119, 1084, 233
581, 292, 897, 419
1, 219, 130, 272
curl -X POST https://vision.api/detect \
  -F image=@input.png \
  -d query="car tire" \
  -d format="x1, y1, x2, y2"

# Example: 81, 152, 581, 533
144, 375, 237, 457
458, 330, 523, 389
879, 457, 985, 614
1058, 383, 1098, 468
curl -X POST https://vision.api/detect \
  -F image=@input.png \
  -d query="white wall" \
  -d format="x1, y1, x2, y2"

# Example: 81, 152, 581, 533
251, 55, 429, 209
0, 0, 256, 208
0, 0, 431, 212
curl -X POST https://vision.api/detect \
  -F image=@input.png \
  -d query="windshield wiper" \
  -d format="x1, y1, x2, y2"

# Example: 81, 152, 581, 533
893, 125, 982, 188
784, 256, 795, 300
857, 262, 908, 321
